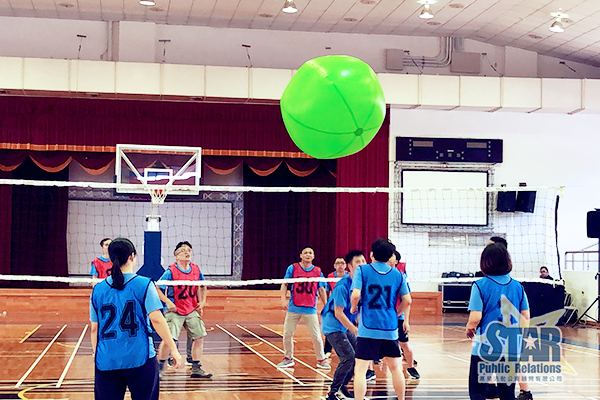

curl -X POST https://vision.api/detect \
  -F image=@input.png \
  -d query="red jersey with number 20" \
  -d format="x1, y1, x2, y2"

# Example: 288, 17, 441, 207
169, 262, 201, 316
292, 263, 321, 308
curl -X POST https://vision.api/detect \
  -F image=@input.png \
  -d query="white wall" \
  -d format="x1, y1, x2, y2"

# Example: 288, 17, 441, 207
2, 16, 600, 78
389, 108, 600, 289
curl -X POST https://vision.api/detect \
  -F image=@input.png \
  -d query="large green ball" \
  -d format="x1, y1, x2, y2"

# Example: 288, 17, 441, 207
280, 55, 385, 159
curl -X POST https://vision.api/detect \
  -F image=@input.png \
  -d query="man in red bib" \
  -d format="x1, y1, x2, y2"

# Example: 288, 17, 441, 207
277, 245, 330, 370
90, 238, 112, 279
157, 241, 212, 379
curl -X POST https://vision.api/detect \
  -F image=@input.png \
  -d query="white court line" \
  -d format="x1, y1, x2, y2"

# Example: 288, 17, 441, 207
15, 324, 67, 388
56, 324, 88, 388
238, 324, 333, 381
216, 324, 305, 386
444, 354, 470, 363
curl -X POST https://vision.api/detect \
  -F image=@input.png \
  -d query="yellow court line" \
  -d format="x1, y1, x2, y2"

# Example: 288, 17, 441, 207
19, 325, 42, 344
259, 324, 297, 343
259, 324, 283, 336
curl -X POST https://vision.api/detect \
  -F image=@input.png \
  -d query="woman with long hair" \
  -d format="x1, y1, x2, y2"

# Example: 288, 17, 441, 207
90, 238, 182, 400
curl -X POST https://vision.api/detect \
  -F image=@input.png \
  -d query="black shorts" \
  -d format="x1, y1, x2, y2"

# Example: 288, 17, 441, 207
397, 319, 409, 343
355, 337, 401, 361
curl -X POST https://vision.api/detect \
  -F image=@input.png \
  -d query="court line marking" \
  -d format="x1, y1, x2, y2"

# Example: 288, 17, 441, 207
238, 324, 333, 381
15, 324, 67, 388
444, 354, 470, 363
259, 324, 297, 343
216, 324, 306, 386
56, 324, 88, 388
19, 325, 42, 344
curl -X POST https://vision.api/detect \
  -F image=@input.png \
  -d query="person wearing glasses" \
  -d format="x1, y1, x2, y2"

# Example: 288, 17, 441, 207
156, 241, 212, 379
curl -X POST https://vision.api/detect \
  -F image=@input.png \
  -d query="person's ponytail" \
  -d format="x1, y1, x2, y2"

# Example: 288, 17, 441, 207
107, 238, 136, 290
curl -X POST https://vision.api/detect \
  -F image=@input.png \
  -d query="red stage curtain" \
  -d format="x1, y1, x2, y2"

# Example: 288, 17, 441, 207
242, 163, 337, 283
0, 171, 11, 276
7, 159, 68, 288
0, 97, 299, 152
0, 151, 335, 178
335, 111, 390, 257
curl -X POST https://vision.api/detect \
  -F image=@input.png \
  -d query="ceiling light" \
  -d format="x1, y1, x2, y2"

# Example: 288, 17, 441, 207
549, 10, 569, 33
282, 0, 298, 13
549, 19, 564, 33
419, 3, 434, 19
139, 0, 155, 5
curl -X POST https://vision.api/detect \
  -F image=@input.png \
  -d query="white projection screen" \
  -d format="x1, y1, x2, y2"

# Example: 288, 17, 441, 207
401, 170, 488, 226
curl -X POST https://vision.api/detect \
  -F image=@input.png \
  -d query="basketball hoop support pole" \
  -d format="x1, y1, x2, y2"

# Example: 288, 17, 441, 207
146, 211, 161, 231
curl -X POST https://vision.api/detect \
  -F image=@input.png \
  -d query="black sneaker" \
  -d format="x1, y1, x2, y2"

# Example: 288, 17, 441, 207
486, 384, 499, 399
326, 392, 343, 400
191, 365, 212, 378
516, 390, 533, 400
365, 369, 376, 382
407, 367, 420, 380
338, 385, 354, 399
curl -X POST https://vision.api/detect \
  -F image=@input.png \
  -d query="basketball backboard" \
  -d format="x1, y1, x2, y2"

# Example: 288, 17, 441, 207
115, 144, 202, 195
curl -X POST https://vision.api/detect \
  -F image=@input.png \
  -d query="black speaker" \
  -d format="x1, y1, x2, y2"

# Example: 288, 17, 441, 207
516, 191, 536, 213
497, 191, 516, 212
587, 210, 600, 238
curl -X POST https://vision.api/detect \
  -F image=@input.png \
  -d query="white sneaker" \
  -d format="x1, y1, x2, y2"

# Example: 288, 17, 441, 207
277, 358, 295, 368
316, 359, 332, 370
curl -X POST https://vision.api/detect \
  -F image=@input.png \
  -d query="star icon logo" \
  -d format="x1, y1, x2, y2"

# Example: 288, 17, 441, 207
523, 333, 537, 350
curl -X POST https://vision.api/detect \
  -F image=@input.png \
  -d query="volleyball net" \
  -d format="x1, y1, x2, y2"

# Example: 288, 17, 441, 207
0, 175, 565, 289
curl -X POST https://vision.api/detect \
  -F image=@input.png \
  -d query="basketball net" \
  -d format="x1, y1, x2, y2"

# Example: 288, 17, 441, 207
148, 186, 168, 205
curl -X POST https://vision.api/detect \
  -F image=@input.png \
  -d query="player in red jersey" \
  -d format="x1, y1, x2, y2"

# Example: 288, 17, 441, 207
90, 238, 112, 279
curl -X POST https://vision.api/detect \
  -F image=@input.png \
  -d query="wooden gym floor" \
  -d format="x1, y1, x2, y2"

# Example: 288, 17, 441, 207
0, 289, 599, 400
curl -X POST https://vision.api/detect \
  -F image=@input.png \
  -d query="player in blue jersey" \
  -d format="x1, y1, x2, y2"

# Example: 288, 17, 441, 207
324, 257, 348, 358
466, 242, 530, 400
277, 245, 330, 370
322, 250, 366, 400
388, 250, 420, 380
90, 238, 182, 400
351, 238, 412, 400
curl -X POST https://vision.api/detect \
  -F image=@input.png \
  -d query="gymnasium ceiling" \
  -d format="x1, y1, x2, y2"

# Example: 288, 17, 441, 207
2, 0, 600, 67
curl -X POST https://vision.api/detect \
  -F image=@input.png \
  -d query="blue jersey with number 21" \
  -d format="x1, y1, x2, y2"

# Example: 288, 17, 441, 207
90, 273, 162, 371
352, 262, 409, 340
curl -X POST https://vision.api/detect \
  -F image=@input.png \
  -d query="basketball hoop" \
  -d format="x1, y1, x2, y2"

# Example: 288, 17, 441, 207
148, 187, 168, 205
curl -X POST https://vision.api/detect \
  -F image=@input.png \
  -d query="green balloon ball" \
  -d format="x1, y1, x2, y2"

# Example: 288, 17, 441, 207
280, 55, 386, 159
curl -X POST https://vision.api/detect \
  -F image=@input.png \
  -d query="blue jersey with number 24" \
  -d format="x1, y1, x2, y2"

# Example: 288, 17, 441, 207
90, 274, 162, 371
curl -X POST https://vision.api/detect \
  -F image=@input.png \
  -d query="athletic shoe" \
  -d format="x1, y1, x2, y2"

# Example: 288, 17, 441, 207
325, 352, 332, 360
326, 392, 344, 400
277, 358, 295, 368
486, 384, 499, 399
317, 359, 332, 370
365, 369, 376, 381
516, 390, 533, 400
338, 385, 354, 399
190, 365, 212, 378
407, 367, 420, 380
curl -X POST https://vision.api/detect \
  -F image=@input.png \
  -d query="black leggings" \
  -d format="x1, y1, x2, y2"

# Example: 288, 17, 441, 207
95, 357, 159, 400
468, 355, 515, 400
